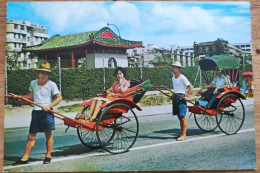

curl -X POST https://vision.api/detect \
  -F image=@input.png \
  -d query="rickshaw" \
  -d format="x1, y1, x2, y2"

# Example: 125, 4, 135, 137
6, 80, 151, 154
151, 55, 245, 135
188, 55, 246, 135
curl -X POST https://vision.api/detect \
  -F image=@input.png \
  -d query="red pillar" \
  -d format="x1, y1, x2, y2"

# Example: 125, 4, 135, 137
71, 51, 75, 68
56, 53, 60, 68
85, 49, 88, 68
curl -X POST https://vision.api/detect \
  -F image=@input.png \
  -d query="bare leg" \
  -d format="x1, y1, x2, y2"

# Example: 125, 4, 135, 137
45, 131, 53, 158
178, 116, 187, 136
89, 99, 97, 117
90, 100, 103, 121
21, 133, 37, 161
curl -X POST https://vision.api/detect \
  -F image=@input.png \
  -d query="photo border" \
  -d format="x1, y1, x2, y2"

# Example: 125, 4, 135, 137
0, 0, 259, 172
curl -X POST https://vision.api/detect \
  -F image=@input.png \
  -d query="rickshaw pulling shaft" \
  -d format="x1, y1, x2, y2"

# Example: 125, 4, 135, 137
151, 85, 196, 106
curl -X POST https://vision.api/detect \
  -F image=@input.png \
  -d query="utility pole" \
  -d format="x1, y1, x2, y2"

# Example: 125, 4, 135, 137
58, 57, 62, 93
103, 57, 106, 91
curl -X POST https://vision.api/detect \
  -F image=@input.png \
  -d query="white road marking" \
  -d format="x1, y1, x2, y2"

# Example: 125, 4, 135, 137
4, 128, 255, 170
130, 128, 255, 151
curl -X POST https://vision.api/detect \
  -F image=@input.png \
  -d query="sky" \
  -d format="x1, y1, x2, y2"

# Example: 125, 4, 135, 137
7, 1, 251, 49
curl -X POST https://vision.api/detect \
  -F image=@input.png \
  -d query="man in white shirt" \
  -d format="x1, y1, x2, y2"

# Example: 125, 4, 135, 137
12, 62, 62, 165
172, 61, 193, 141
198, 66, 230, 107
199, 67, 230, 94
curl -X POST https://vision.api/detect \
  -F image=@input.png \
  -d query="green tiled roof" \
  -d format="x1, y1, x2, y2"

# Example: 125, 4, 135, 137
23, 27, 142, 51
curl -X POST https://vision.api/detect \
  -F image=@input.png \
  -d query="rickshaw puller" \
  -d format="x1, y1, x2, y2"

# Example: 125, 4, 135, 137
11, 62, 62, 166
171, 61, 193, 141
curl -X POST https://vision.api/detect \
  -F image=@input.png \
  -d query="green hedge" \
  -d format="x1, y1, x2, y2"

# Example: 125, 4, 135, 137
6, 65, 252, 106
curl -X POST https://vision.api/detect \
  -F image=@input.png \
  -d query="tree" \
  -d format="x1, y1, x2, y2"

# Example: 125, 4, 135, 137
245, 54, 252, 64
214, 38, 229, 55
6, 45, 20, 70
194, 56, 200, 66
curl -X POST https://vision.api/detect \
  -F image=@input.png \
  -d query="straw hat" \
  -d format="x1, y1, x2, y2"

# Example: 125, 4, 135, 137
36, 62, 51, 73
171, 61, 183, 68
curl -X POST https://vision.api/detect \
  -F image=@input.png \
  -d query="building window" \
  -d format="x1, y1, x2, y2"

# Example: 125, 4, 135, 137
21, 25, 24, 30
14, 24, 18, 29
108, 57, 117, 68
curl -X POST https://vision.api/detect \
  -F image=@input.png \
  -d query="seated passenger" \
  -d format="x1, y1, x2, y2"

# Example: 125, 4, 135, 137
106, 67, 130, 96
197, 67, 230, 108
87, 67, 130, 121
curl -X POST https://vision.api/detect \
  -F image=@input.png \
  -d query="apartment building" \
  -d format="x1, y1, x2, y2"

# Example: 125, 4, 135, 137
6, 19, 49, 69
230, 42, 252, 55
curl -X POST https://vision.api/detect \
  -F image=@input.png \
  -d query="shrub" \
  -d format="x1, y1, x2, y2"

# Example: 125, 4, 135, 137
6, 65, 251, 106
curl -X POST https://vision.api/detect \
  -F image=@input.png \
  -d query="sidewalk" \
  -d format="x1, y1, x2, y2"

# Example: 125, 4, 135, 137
4, 97, 255, 129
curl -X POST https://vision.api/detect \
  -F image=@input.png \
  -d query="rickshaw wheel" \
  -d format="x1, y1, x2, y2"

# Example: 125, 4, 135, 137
77, 106, 101, 149
96, 103, 139, 154
194, 113, 218, 132
216, 94, 245, 135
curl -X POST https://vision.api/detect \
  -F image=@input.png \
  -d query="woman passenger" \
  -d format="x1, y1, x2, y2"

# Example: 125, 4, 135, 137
88, 67, 130, 121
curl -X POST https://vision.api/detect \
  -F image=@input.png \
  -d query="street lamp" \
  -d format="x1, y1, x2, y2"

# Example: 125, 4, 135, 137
103, 57, 106, 91
107, 23, 121, 39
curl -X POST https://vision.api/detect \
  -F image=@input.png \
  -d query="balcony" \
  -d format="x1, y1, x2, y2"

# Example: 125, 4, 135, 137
6, 38, 27, 44
33, 32, 49, 38
7, 28, 29, 34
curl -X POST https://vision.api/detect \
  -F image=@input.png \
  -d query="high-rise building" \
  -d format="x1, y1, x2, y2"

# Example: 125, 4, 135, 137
6, 19, 49, 69
230, 42, 252, 55
193, 40, 248, 59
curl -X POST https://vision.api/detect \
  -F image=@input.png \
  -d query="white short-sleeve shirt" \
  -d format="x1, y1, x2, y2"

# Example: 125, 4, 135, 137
172, 74, 191, 94
211, 75, 230, 88
29, 79, 60, 110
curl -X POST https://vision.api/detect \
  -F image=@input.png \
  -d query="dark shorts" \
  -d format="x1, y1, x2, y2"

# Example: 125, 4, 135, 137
172, 93, 187, 117
29, 110, 55, 133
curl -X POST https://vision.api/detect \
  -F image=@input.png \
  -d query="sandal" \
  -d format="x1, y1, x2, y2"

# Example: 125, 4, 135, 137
174, 134, 182, 139
75, 113, 85, 120
12, 159, 29, 166
43, 157, 51, 164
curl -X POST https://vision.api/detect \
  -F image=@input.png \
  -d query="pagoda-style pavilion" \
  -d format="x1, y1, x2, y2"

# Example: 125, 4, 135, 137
23, 27, 142, 68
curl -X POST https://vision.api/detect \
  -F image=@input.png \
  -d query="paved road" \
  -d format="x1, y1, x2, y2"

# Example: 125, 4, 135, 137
3, 104, 256, 172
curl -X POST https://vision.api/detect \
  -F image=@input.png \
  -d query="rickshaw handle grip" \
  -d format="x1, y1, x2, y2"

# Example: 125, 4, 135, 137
5, 94, 65, 120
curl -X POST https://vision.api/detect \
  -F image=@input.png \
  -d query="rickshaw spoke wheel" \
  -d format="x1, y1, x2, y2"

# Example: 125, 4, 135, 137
194, 113, 218, 132
216, 94, 245, 135
77, 106, 101, 149
96, 103, 139, 154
